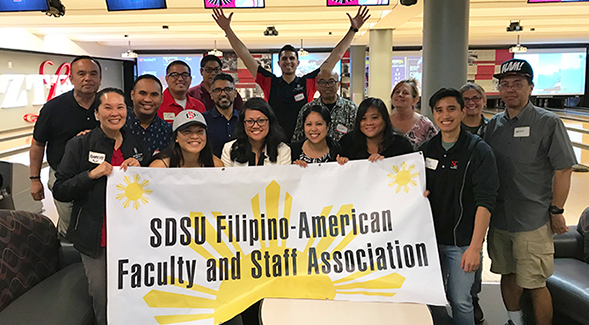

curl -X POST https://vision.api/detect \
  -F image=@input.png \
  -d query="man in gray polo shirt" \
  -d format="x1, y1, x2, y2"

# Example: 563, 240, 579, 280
484, 58, 577, 325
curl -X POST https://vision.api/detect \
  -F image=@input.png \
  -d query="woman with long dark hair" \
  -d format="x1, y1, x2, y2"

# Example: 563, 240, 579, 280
221, 97, 291, 166
150, 110, 223, 168
290, 104, 345, 167
340, 97, 413, 161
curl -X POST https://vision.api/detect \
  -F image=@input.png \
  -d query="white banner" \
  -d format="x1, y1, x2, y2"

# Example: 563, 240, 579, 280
107, 152, 446, 325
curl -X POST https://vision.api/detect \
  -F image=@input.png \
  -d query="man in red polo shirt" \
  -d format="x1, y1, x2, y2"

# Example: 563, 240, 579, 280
158, 60, 206, 124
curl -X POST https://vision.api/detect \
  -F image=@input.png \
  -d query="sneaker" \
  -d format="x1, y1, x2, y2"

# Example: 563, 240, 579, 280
473, 297, 485, 324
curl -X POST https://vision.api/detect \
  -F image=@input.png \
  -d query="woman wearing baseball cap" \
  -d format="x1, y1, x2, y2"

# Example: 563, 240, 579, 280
150, 109, 223, 168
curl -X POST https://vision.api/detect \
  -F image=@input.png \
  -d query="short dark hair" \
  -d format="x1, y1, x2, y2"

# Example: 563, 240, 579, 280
278, 45, 298, 60
71, 55, 102, 77
95, 87, 125, 110
211, 73, 235, 86
133, 74, 163, 92
201, 55, 222, 69
429, 88, 464, 110
303, 104, 331, 127
166, 60, 191, 75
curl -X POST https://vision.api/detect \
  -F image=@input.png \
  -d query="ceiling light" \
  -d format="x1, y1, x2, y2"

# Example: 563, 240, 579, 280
298, 39, 308, 57
509, 35, 527, 53
208, 40, 223, 57
264, 26, 279, 37
121, 36, 138, 58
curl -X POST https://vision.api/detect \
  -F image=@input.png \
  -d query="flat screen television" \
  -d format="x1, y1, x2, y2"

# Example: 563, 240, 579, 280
528, 0, 588, 3
271, 52, 341, 78
391, 53, 423, 91
204, 0, 265, 9
327, 0, 390, 6
513, 48, 587, 96
0, 0, 49, 12
106, 0, 167, 11
136, 56, 203, 89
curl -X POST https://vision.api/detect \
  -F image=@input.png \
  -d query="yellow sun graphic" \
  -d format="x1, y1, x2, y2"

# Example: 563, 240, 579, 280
116, 174, 153, 209
387, 162, 419, 193
142, 181, 406, 325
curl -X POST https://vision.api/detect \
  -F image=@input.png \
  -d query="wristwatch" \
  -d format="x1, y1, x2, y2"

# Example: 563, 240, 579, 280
349, 26, 359, 33
549, 205, 564, 215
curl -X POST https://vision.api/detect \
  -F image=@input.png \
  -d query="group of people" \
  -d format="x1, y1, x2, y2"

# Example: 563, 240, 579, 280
28, 7, 577, 325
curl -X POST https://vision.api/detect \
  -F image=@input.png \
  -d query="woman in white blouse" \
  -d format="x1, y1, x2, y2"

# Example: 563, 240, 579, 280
221, 97, 291, 166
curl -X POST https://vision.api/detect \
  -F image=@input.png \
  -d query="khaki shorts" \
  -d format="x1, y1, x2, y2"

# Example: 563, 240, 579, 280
488, 222, 554, 289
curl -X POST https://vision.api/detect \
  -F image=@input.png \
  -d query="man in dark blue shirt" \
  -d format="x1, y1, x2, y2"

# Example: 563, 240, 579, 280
126, 74, 172, 158
203, 73, 240, 158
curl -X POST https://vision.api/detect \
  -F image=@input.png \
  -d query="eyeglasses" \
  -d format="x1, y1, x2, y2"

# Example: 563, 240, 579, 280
317, 79, 338, 86
498, 81, 526, 90
463, 96, 482, 103
203, 67, 221, 74
211, 87, 235, 94
167, 72, 191, 79
244, 118, 269, 127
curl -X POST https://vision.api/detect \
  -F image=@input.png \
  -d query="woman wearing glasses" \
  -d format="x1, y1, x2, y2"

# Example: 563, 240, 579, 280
150, 110, 223, 168
389, 79, 437, 149
340, 97, 414, 162
221, 97, 291, 167
459, 83, 489, 136
291, 104, 345, 167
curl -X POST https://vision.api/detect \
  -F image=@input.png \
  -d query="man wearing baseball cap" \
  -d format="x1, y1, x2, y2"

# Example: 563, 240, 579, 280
484, 59, 577, 325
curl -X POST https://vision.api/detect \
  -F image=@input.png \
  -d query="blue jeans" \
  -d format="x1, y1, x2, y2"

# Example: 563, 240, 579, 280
432, 245, 476, 325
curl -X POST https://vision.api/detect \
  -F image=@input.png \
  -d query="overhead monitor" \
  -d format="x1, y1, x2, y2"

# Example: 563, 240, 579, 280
204, 0, 265, 8
391, 52, 423, 91
0, 0, 49, 12
514, 48, 587, 96
271, 52, 341, 78
136, 56, 203, 89
528, 0, 588, 3
106, 0, 167, 11
327, 0, 390, 6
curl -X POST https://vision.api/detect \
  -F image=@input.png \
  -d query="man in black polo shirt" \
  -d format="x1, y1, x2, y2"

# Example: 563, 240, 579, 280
212, 6, 370, 140
203, 73, 239, 158
30, 55, 101, 237
126, 74, 172, 157
419, 88, 498, 325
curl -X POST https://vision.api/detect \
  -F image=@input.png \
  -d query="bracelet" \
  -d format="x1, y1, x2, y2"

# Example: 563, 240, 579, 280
349, 26, 359, 33
29, 176, 41, 180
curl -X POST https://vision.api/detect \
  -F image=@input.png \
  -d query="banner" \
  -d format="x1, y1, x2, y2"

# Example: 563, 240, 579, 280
107, 152, 446, 325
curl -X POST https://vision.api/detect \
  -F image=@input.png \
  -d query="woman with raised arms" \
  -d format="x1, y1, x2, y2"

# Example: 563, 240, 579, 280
150, 109, 223, 168
339, 97, 414, 162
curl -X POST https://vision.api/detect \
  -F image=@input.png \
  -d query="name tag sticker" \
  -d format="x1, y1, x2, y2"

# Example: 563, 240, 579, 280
89, 151, 106, 164
336, 124, 349, 134
425, 158, 439, 170
163, 112, 176, 120
514, 126, 530, 137
294, 93, 305, 102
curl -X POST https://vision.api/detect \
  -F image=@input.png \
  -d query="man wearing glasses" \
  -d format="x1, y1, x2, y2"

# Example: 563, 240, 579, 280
292, 70, 358, 142
188, 55, 244, 111
203, 73, 240, 157
484, 59, 576, 325
158, 60, 206, 124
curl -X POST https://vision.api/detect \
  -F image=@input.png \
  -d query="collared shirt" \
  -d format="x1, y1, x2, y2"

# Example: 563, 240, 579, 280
484, 102, 577, 232
33, 90, 99, 170
462, 114, 489, 137
292, 96, 358, 142
125, 108, 172, 157
157, 88, 206, 124
202, 107, 240, 158
256, 66, 320, 141
187, 82, 244, 112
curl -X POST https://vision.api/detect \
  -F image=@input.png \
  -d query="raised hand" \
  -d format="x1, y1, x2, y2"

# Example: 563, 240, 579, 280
212, 8, 234, 32
347, 6, 371, 31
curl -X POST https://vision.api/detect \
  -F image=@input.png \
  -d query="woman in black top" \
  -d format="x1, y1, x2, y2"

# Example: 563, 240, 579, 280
290, 104, 344, 167
339, 97, 413, 161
